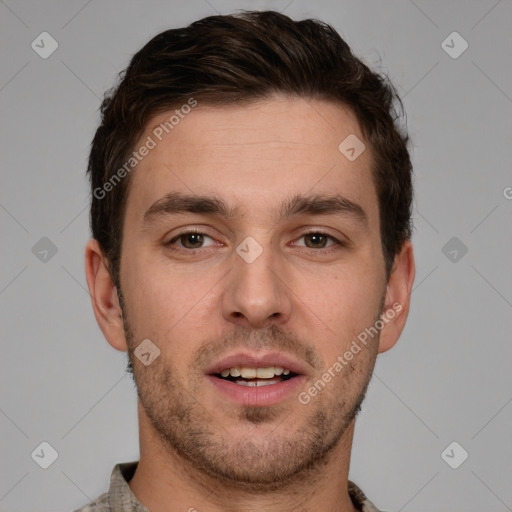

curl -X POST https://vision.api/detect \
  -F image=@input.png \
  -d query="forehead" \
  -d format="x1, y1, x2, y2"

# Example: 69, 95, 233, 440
145, 96, 364, 162
124, 96, 378, 228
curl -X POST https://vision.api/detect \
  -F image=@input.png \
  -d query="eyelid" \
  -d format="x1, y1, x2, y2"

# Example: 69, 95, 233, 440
292, 230, 345, 248
294, 226, 349, 243
166, 227, 217, 246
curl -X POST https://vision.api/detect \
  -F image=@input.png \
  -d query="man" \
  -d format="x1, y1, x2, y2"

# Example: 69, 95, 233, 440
80, 10, 415, 512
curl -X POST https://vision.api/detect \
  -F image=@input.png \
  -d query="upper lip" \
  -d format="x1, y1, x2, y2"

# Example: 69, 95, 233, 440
206, 351, 310, 376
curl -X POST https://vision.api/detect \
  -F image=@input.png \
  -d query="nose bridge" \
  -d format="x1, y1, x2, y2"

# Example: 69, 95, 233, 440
222, 234, 291, 328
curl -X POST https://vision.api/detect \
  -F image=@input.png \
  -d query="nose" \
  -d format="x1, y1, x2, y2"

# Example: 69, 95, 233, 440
221, 241, 292, 329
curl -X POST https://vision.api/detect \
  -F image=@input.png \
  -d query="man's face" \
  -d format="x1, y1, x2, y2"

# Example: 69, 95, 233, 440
118, 96, 389, 486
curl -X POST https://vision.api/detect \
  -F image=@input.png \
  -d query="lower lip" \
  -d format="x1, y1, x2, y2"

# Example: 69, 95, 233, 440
206, 375, 305, 407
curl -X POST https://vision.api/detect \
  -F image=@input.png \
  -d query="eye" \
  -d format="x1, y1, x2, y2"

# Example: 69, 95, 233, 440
167, 231, 218, 250
294, 232, 343, 250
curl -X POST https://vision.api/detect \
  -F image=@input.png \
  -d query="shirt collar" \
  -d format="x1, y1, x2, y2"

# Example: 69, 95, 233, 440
108, 462, 149, 512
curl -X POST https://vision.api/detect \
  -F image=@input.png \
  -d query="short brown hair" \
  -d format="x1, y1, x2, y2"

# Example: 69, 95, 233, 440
88, 10, 413, 288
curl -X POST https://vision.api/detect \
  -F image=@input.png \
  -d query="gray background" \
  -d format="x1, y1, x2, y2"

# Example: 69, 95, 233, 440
1, 0, 511, 510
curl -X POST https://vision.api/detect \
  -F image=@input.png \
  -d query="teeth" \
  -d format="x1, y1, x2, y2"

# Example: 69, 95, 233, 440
220, 366, 292, 379
240, 367, 257, 379
256, 367, 275, 378
234, 378, 282, 387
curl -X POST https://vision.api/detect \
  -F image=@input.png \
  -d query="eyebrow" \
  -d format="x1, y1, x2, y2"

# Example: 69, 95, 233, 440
142, 191, 368, 229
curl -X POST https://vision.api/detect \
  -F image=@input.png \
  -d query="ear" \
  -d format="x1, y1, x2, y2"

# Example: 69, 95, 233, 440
378, 240, 415, 354
84, 238, 128, 352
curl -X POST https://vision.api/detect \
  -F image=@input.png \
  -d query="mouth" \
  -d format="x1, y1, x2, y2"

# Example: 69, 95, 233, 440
205, 352, 308, 406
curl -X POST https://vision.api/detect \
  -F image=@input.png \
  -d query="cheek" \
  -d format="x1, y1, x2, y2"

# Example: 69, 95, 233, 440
123, 248, 191, 310
122, 256, 219, 357
318, 266, 381, 311
119, 252, 177, 341
297, 268, 383, 354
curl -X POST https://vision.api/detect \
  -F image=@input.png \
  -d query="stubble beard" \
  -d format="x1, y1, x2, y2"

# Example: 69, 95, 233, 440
121, 298, 380, 491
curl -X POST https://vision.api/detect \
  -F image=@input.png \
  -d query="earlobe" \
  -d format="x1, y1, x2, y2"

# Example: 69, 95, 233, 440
378, 240, 416, 354
84, 239, 128, 352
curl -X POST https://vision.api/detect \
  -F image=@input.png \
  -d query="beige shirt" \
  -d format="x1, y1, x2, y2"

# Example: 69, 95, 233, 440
74, 462, 383, 512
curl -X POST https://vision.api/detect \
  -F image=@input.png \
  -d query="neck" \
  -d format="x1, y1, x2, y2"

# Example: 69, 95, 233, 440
129, 403, 359, 512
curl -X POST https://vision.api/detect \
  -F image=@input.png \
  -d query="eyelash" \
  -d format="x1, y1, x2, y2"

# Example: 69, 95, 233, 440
165, 229, 345, 254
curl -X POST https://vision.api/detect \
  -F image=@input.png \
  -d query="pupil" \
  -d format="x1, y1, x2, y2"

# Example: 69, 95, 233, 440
306, 233, 326, 248
183, 233, 203, 248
